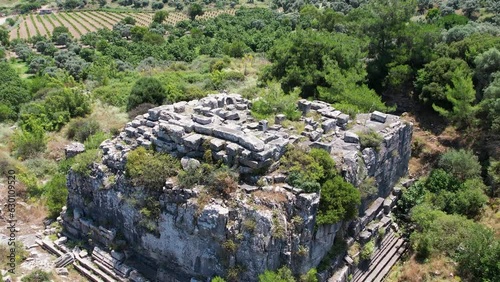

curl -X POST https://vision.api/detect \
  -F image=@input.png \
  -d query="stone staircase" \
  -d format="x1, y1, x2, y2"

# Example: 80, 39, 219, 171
37, 237, 145, 282
352, 231, 408, 282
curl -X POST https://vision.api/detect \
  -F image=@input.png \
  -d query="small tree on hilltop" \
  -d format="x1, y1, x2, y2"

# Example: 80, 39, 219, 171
127, 77, 166, 111
153, 10, 168, 23
188, 3, 204, 20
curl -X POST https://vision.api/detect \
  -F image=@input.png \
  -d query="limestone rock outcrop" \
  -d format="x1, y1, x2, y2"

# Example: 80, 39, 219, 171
62, 93, 412, 281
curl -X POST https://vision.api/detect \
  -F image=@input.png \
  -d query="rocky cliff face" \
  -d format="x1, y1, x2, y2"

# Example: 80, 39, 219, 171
62, 94, 412, 281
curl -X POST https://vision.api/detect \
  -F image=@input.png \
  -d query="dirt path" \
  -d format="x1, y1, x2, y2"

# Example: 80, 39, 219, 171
52, 13, 82, 39
18, 18, 29, 40
78, 12, 113, 30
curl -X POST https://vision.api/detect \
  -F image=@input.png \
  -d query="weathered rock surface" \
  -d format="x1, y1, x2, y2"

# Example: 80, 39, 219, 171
62, 93, 412, 281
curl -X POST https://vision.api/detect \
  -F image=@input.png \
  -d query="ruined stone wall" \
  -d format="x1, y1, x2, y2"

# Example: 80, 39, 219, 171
62, 94, 412, 281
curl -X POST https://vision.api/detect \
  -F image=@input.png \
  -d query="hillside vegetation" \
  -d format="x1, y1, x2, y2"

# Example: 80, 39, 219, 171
0, 0, 498, 281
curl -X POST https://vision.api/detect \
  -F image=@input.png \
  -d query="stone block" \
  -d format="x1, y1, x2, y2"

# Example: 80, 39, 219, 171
210, 138, 226, 151
275, 114, 286, 125
183, 134, 204, 149
212, 126, 242, 143
322, 119, 337, 133
344, 132, 359, 143
193, 115, 212, 125
238, 134, 265, 152
193, 123, 214, 135
65, 142, 85, 158
371, 111, 387, 123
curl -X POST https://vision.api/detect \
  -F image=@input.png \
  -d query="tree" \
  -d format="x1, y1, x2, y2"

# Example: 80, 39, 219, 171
438, 149, 482, 181
127, 77, 166, 111
316, 176, 361, 225
0, 27, 9, 47
258, 267, 295, 282
188, 3, 204, 20
474, 48, 500, 94
122, 16, 136, 25
415, 57, 471, 107
432, 68, 477, 127
153, 10, 168, 23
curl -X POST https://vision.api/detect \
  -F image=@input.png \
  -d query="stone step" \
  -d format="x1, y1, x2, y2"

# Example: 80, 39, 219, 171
75, 255, 118, 282
372, 241, 408, 282
36, 239, 64, 257
354, 238, 405, 282
93, 259, 128, 282
74, 263, 104, 282
367, 231, 398, 266
352, 231, 397, 281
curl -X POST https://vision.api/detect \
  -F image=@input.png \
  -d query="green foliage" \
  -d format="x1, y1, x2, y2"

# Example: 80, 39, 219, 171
316, 176, 361, 225
188, 3, 204, 20
211, 277, 226, 282
358, 130, 383, 152
0, 62, 31, 121
263, 31, 367, 99
153, 11, 168, 24
19, 88, 91, 131
281, 147, 331, 192
410, 204, 499, 281
178, 164, 238, 197
21, 269, 51, 282
84, 131, 111, 150
438, 149, 481, 181
42, 173, 69, 218
66, 118, 101, 143
360, 240, 374, 261
71, 149, 101, 176
299, 268, 318, 282
424, 168, 461, 193
258, 266, 295, 282
251, 83, 301, 121
11, 120, 47, 160
432, 68, 477, 127
397, 181, 427, 215
415, 58, 471, 106
125, 147, 180, 191
127, 77, 166, 111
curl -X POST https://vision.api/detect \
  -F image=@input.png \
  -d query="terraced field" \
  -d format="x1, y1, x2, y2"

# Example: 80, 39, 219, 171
9, 9, 236, 40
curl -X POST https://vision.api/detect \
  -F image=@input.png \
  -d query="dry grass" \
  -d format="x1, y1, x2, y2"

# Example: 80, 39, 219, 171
479, 198, 500, 238
44, 133, 71, 161
386, 254, 459, 282
253, 190, 288, 204
89, 102, 128, 134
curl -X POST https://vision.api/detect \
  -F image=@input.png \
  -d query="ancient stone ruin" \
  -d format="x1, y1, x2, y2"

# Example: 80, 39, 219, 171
62, 93, 412, 281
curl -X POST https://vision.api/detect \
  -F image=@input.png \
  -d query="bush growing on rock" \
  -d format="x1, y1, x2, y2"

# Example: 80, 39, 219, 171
126, 147, 180, 191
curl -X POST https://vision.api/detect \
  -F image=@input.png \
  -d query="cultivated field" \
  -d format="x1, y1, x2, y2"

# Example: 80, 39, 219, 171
9, 9, 236, 40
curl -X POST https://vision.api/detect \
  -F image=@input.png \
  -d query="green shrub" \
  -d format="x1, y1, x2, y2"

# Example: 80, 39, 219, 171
299, 268, 318, 282
42, 173, 69, 218
127, 77, 166, 111
316, 176, 361, 225
24, 158, 58, 178
67, 118, 101, 142
84, 131, 111, 150
71, 149, 101, 176
125, 147, 180, 191
358, 130, 383, 152
211, 277, 226, 282
438, 149, 481, 181
251, 83, 301, 121
258, 266, 295, 282
21, 269, 51, 282
360, 240, 374, 261
281, 146, 336, 193
11, 122, 47, 160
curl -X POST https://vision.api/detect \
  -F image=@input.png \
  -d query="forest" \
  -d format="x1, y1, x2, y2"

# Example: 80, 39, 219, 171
0, 0, 499, 281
